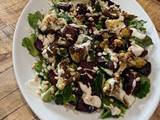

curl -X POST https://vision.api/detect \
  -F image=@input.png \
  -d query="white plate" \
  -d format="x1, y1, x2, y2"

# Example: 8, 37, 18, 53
13, 0, 160, 120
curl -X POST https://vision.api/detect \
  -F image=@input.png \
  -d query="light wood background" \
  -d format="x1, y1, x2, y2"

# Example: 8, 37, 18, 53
0, 0, 160, 120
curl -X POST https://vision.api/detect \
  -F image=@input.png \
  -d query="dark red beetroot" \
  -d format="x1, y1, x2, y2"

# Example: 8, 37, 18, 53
92, 34, 103, 41
48, 70, 57, 85
63, 25, 79, 41
106, 60, 115, 70
34, 39, 43, 51
75, 98, 97, 113
121, 68, 137, 95
76, 3, 88, 15
80, 73, 93, 87
102, 8, 119, 19
96, 56, 106, 66
139, 50, 148, 57
79, 61, 97, 86
57, 3, 72, 11
137, 62, 151, 76
80, 61, 97, 70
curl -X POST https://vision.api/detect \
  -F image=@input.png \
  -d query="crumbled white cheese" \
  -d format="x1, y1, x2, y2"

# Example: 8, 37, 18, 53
103, 78, 117, 92
43, 37, 50, 46
57, 65, 65, 77
130, 28, 146, 39
79, 82, 102, 108
42, 49, 47, 55
97, 52, 103, 56
74, 40, 91, 53
56, 77, 66, 90
76, 34, 92, 44
42, 53, 48, 59
93, 67, 99, 71
77, 67, 82, 70
82, 94, 102, 108
128, 43, 144, 56
38, 34, 44, 41
47, 34, 55, 43
111, 106, 121, 116
104, 48, 118, 62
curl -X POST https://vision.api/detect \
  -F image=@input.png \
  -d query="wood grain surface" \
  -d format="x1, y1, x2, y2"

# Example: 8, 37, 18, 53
0, 0, 160, 120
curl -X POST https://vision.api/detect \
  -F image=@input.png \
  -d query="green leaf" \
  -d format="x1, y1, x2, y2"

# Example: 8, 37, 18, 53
34, 61, 43, 73
95, 21, 103, 30
57, 12, 73, 23
101, 108, 112, 119
28, 11, 43, 30
130, 36, 153, 48
128, 19, 146, 32
55, 94, 64, 105
22, 34, 39, 57
92, 71, 104, 96
142, 36, 153, 47
68, 94, 77, 104
94, 1, 101, 12
101, 97, 127, 119
54, 84, 75, 105
63, 85, 72, 103
41, 87, 53, 102
133, 75, 150, 98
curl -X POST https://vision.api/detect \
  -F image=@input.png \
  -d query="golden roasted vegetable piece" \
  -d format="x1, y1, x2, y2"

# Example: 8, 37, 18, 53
69, 47, 87, 63
129, 57, 146, 68
120, 27, 132, 38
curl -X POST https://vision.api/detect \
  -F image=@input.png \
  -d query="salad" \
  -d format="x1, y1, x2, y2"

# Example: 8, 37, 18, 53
22, 0, 153, 119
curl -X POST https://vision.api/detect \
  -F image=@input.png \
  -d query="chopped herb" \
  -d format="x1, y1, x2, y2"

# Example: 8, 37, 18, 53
34, 61, 43, 73
128, 19, 146, 32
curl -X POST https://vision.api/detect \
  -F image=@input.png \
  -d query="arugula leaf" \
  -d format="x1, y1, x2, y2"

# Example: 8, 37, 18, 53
130, 36, 153, 48
101, 107, 112, 119
22, 34, 39, 57
28, 11, 43, 30
34, 61, 43, 73
92, 71, 104, 96
128, 19, 146, 32
133, 75, 150, 98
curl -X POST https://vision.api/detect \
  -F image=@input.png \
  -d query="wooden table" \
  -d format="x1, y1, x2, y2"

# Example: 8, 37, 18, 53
0, 0, 160, 119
